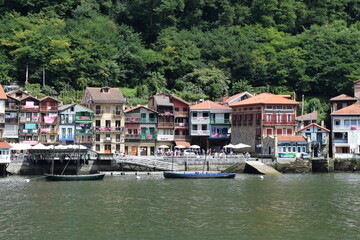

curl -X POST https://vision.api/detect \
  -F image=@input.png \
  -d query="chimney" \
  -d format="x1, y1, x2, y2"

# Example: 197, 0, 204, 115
222, 94, 228, 103
355, 80, 360, 101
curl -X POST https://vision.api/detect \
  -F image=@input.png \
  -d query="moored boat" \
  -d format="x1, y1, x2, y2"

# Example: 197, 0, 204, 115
44, 172, 105, 181
163, 171, 236, 179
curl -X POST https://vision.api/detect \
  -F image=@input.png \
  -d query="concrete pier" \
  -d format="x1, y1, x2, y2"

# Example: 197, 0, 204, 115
244, 161, 281, 175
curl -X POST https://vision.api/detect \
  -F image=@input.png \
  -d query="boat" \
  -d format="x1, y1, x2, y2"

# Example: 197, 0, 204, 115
44, 172, 105, 181
163, 171, 236, 179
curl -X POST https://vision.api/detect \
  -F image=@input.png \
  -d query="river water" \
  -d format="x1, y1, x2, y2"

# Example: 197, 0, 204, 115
1, 173, 360, 240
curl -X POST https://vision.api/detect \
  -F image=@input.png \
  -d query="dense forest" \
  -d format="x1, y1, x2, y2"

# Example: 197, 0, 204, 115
0, 0, 359, 117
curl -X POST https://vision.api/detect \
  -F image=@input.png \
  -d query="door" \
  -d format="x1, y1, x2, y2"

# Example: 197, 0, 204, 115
140, 146, 147, 156
131, 146, 137, 156
104, 144, 111, 154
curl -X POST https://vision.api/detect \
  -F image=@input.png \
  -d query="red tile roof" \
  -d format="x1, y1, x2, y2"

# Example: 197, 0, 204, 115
229, 93, 299, 107
296, 111, 318, 121
170, 95, 191, 106
0, 85, 7, 99
278, 136, 307, 142
40, 96, 60, 102
190, 100, 231, 110
330, 94, 356, 101
124, 105, 158, 113
296, 123, 330, 133
0, 142, 12, 148
226, 92, 253, 104
331, 103, 360, 115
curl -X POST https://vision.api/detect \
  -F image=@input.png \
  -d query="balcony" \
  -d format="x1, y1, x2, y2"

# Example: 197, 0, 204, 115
94, 110, 104, 117
191, 130, 210, 136
104, 138, 112, 143
19, 129, 38, 134
40, 106, 58, 112
76, 129, 93, 135
59, 135, 75, 141
157, 122, 174, 128
113, 110, 123, 117
94, 126, 124, 132
125, 134, 140, 140
210, 119, 230, 124
263, 120, 295, 125
5, 105, 19, 111
174, 122, 188, 128
42, 116, 57, 124
75, 114, 92, 122
3, 131, 18, 138
39, 128, 57, 134
19, 116, 39, 123
191, 116, 210, 124
140, 134, 157, 140
60, 119, 75, 124
174, 111, 189, 117
21, 105, 40, 111
209, 133, 230, 139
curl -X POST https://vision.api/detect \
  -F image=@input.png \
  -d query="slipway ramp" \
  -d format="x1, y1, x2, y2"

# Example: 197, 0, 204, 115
244, 161, 281, 175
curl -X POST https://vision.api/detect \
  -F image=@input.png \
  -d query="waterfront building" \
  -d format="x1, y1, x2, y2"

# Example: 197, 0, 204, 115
295, 111, 318, 130
296, 123, 330, 158
58, 104, 94, 148
81, 87, 126, 154
38, 96, 60, 145
4, 95, 20, 143
124, 105, 158, 156
189, 100, 231, 150
221, 91, 253, 106
148, 93, 175, 149
230, 93, 299, 154
0, 142, 12, 164
171, 95, 191, 148
263, 135, 309, 162
18, 95, 40, 146
0, 85, 7, 139
331, 103, 360, 158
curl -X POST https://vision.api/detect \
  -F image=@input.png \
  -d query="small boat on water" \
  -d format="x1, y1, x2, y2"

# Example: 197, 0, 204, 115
163, 171, 236, 179
44, 172, 105, 181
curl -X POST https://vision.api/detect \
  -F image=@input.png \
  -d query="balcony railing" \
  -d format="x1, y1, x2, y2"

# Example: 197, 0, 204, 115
174, 111, 189, 117
210, 119, 230, 124
19, 129, 38, 134
94, 110, 104, 116
157, 134, 174, 141
104, 138, 112, 143
39, 128, 57, 134
263, 120, 295, 125
19, 117, 39, 123
21, 105, 40, 111
209, 133, 230, 139
75, 115, 92, 122
40, 106, 58, 111
157, 122, 174, 128
174, 135, 191, 141
125, 134, 140, 140
113, 110, 123, 117
76, 129, 93, 135
125, 117, 157, 123
140, 134, 157, 140
5, 105, 19, 111
94, 126, 124, 132
174, 122, 188, 128
191, 117, 210, 123
191, 130, 210, 136
60, 119, 75, 124
333, 139, 348, 143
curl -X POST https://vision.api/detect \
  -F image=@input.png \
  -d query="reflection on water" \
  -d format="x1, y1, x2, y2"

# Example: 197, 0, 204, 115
1, 174, 360, 239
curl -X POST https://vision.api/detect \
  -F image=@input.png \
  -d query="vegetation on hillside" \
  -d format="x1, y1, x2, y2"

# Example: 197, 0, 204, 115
0, 0, 359, 121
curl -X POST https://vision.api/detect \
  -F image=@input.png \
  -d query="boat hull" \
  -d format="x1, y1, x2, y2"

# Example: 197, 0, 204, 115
44, 173, 105, 181
163, 172, 236, 179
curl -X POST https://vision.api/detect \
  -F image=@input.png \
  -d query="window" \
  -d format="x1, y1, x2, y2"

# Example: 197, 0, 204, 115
344, 120, 350, 126
192, 125, 198, 130
183, 107, 188, 112
203, 112, 209, 117
298, 147, 301, 152
116, 144, 120, 151
202, 124, 207, 130
276, 129, 282, 136
95, 120, 100, 127
115, 120, 121, 127
95, 105, 101, 114
134, 129, 138, 134
128, 129, 132, 134
105, 120, 111, 127
287, 114, 293, 122
266, 114, 272, 122
334, 119, 340, 126
174, 107, 179, 112
95, 134, 100, 141
96, 144, 100, 151
266, 106, 273, 109
192, 112, 197, 117
141, 113, 146, 119
266, 128, 273, 136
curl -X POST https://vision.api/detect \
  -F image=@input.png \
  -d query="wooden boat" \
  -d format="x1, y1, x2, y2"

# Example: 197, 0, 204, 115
44, 172, 105, 181
163, 171, 236, 179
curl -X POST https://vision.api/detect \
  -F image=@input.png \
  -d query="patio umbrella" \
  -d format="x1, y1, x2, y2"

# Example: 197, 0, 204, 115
223, 144, 235, 149
158, 145, 169, 149
232, 143, 251, 149
190, 145, 201, 149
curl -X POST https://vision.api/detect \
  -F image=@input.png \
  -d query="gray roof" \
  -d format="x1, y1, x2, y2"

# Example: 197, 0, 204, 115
58, 104, 76, 111
86, 87, 126, 103
154, 95, 173, 106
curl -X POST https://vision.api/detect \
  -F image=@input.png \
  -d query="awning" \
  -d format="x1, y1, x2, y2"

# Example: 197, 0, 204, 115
175, 141, 190, 147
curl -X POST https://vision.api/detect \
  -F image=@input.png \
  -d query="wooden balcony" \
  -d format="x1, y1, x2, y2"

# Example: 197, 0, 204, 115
174, 122, 189, 128
263, 120, 295, 126
174, 111, 189, 117
157, 122, 174, 128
